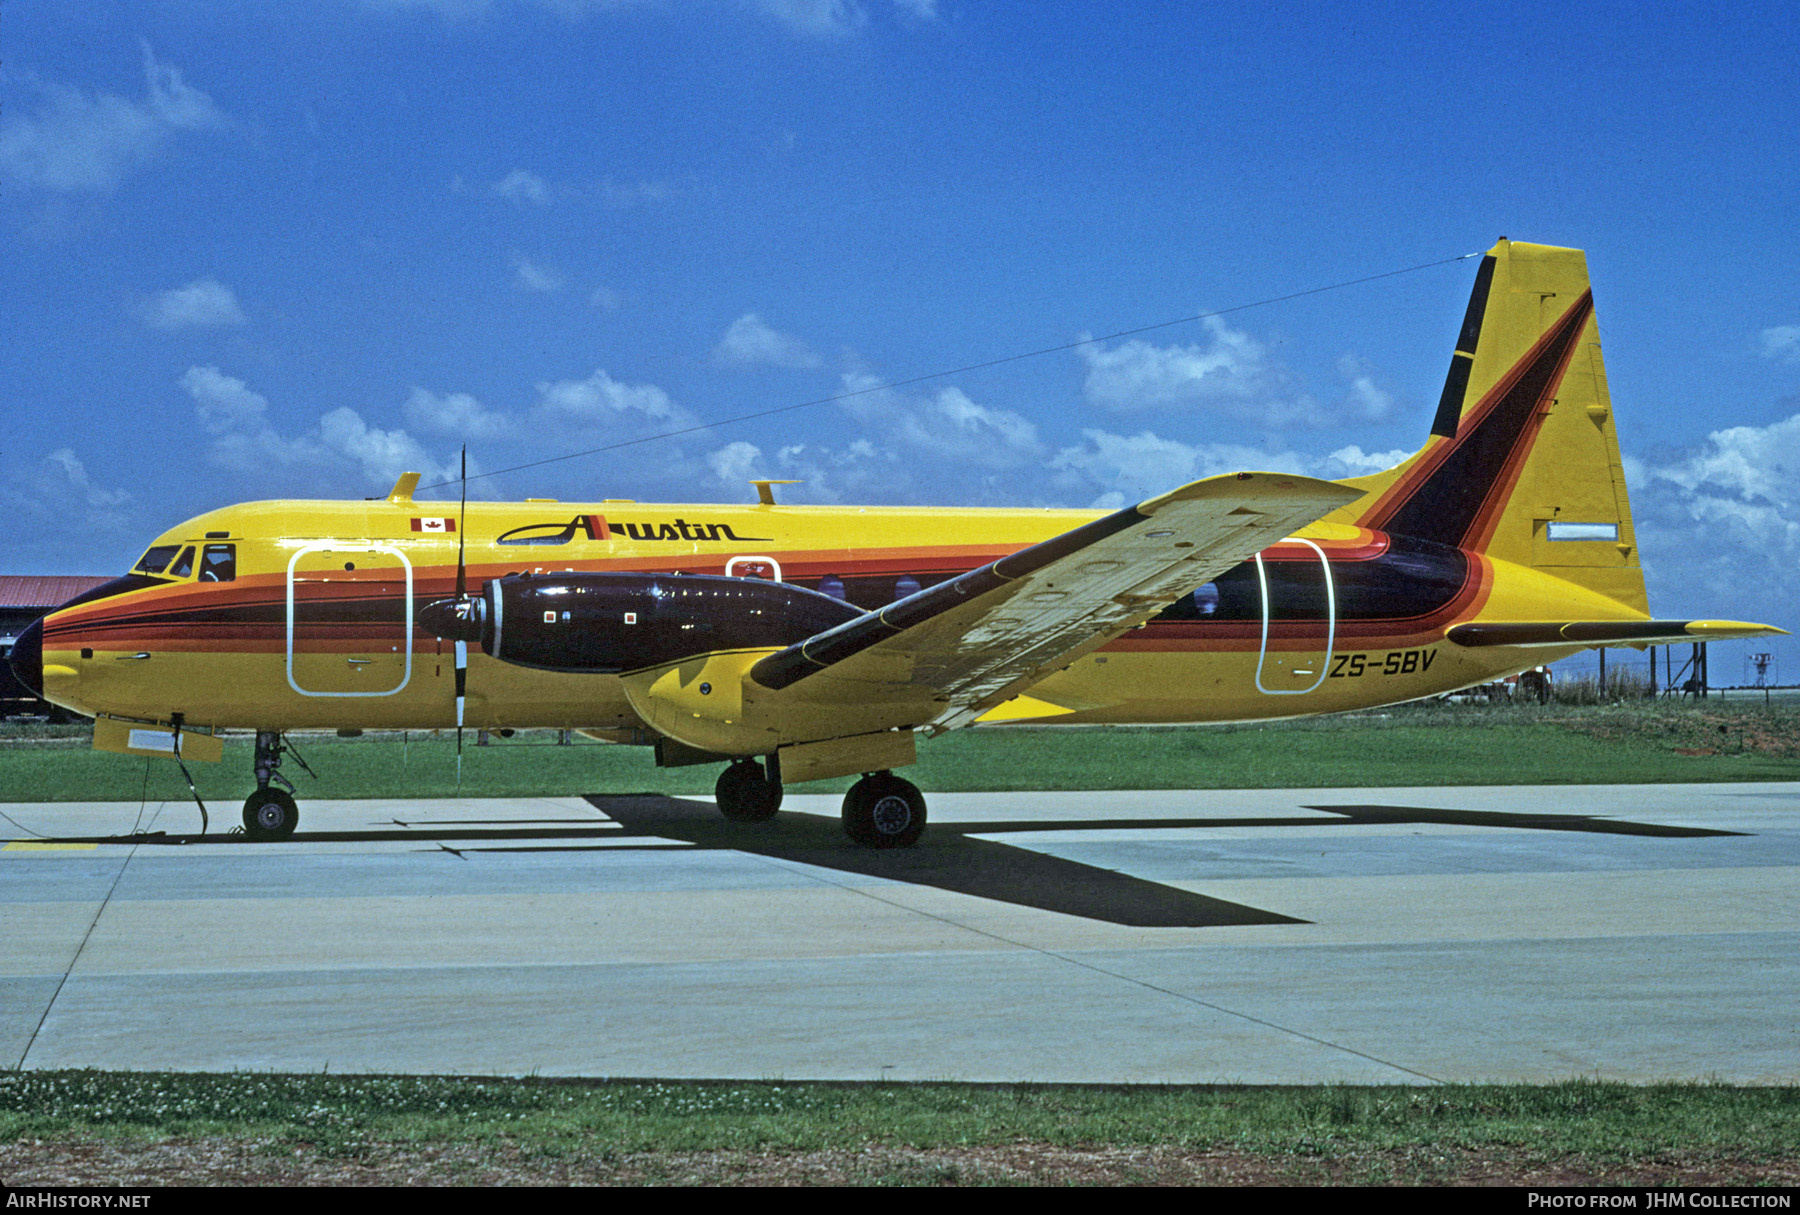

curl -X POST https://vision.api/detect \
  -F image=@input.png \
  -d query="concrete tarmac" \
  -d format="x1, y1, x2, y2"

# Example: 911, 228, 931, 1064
4, 783, 1797, 1084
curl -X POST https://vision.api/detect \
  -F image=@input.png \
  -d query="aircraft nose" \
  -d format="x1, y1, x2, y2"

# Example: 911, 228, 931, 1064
8, 617, 44, 698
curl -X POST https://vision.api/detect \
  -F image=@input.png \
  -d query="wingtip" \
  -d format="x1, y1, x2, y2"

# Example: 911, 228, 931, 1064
1686, 620, 1791, 639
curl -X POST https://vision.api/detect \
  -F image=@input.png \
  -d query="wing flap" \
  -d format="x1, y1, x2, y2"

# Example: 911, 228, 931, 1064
751, 471, 1359, 729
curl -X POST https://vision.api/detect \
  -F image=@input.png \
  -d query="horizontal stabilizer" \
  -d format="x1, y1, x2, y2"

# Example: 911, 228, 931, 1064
1447, 619, 1787, 649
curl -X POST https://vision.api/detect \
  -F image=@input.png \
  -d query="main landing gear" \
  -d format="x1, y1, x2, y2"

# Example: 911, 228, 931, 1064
711, 758, 928, 847
241, 731, 311, 841
841, 771, 926, 848
714, 756, 783, 822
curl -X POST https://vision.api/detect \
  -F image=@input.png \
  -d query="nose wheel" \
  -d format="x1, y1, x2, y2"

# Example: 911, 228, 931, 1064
242, 787, 298, 841
240, 730, 310, 841
842, 772, 926, 848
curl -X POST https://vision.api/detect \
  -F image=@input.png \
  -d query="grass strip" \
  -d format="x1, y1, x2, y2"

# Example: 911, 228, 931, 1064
3, 700, 1798, 804
4, 1072, 1799, 1159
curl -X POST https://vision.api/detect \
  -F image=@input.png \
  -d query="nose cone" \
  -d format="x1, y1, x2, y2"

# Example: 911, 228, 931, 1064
8, 617, 44, 697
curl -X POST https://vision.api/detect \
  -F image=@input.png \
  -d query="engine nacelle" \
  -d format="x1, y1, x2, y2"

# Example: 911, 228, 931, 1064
417, 571, 862, 675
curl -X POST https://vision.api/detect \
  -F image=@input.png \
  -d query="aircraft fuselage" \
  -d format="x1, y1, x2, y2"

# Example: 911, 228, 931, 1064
29, 494, 1601, 738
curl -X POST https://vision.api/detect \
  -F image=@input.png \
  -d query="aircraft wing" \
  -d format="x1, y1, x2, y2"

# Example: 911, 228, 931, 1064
1448, 620, 1788, 648
750, 472, 1360, 731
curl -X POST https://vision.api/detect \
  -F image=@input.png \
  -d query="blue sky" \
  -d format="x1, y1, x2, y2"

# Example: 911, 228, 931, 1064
4, 2, 1797, 673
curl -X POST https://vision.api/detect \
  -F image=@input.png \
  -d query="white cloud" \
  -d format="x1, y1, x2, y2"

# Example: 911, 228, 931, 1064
366, 0, 651, 17
1629, 410, 1800, 628
0, 46, 229, 193
1336, 355, 1400, 422
493, 168, 550, 204
45, 449, 132, 513
180, 365, 272, 435
362, 0, 496, 16
140, 278, 245, 331
1048, 429, 1315, 507
748, 0, 867, 37
404, 387, 515, 442
714, 313, 823, 369
1044, 431, 1414, 507
761, 439, 888, 504
534, 367, 689, 427
511, 255, 563, 293
597, 177, 677, 206
368, 0, 927, 30
1319, 445, 1410, 478
707, 441, 766, 487
1077, 317, 1323, 426
180, 365, 322, 471
0, 448, 135, 542
1759, 326, 1800, 364
810, 365, 1048, 502
840, 372, 1043, 469
319, 408, 454, 487
589, 285, 622, 311
703, 436, 899, 504
1650, 413, 1800, 509
749, 0, 935, 34
179, 365, 459, 487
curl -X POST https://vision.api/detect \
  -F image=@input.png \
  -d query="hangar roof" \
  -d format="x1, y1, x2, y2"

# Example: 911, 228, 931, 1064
0, 576, 112, 610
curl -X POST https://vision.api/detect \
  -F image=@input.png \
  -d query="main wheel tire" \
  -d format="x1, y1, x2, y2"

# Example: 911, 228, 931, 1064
715, 760, 782, 822
242, 788, 298, 841
842, 773, 926, 848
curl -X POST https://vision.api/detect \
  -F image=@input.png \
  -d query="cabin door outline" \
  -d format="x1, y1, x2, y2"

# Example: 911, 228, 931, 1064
285, 542, 414, 697
1253, 538, 1336, 696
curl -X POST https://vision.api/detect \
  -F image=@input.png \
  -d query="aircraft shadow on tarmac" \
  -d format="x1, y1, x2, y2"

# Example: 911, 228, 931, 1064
35, 796, 1743, 930
564, 794, 1741, 929
583, 799, 1735, 928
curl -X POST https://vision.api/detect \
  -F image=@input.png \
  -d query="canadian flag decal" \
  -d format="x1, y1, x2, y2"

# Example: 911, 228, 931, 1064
410, 517, 457, 532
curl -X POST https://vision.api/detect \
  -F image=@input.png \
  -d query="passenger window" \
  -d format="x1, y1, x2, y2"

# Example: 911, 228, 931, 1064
200, 544, 237, 582
167, 547, 197, 579
132, 544, 181, 575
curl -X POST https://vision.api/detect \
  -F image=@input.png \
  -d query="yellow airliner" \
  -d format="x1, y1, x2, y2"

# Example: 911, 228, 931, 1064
10, 240, 1783, 846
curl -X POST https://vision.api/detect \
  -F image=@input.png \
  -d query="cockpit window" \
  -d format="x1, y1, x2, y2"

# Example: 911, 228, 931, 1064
167, 546, 197, 579
132, 544, 182, 575
200, 544, 237, 582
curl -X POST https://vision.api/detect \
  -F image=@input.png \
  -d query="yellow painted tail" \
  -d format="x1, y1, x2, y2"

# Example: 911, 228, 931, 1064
1333, 239, 1647, 613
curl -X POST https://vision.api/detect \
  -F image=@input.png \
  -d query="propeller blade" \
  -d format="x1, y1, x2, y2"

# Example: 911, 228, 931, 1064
455, 446, 469, 790
456, 446, 468, 601
455, 639, 467, 727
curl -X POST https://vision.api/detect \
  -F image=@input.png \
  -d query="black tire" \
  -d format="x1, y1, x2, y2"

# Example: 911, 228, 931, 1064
841, 773, 926, 848
242, 788, 298, 841
715, 760, 782, 822
1520, 671, 1551, 704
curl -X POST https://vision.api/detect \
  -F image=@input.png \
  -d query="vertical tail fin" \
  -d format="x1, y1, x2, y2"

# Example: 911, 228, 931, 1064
1344, 239, 1647, 613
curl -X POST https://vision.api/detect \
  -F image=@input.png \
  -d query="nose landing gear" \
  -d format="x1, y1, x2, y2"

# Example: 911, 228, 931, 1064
241, 731, 312, 841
